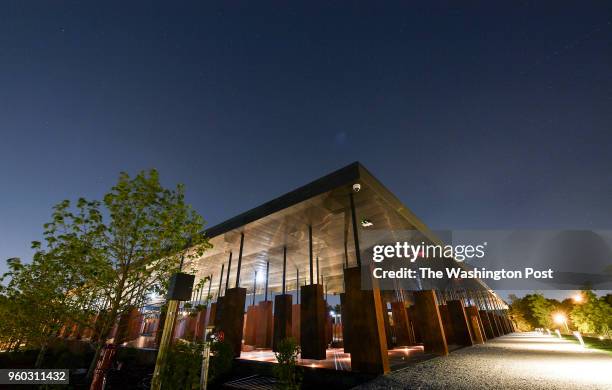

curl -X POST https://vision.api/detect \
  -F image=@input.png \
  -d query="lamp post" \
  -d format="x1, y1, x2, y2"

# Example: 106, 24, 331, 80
553, 313, 570, 333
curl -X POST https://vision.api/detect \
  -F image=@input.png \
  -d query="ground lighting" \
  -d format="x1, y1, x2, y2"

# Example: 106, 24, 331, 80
553, 312, 570, 333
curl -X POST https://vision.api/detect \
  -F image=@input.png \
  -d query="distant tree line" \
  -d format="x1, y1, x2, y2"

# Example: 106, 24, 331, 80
508, 290, 612, 337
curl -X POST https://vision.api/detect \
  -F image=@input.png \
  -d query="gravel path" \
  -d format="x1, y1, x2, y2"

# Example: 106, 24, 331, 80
356, 332, 612, 390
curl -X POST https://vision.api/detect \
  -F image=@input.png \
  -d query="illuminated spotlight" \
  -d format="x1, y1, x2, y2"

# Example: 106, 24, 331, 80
329, 310, 336, 316
572, 293, 584, 303
553, 313, 566, 325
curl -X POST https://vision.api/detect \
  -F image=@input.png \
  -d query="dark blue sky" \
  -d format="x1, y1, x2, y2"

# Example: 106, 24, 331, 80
1, 1, 611, 278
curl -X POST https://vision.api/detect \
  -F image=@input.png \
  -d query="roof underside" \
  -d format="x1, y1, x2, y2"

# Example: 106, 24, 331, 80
185, 162, 484, 296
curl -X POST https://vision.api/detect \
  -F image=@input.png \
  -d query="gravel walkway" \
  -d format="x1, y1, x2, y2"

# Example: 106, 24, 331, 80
356, 332, 612, 390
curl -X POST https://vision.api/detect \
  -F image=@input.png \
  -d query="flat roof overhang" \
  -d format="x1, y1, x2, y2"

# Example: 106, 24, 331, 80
185, 162, 486, 295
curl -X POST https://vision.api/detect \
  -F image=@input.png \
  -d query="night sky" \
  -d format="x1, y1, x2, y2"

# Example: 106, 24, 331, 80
1, 2, 611, 283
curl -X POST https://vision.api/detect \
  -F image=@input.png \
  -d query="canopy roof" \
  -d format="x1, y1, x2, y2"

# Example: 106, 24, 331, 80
185, 162, 486, 296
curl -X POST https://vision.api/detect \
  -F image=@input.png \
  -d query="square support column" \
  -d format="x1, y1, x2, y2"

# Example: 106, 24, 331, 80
465, 306, 485, 343
382, 302, 394, 349
446, 300, 474, 346
216, 287, 246, 357
407, 306, 422, 343
343, 267, 390, 374
438, 305, 455, 345
207, 302, 217, 328
300, 284, 327, 359
502, 314, 513, 333
390, 301, 413, 346
273, 294, 293, 351
256, 300, 273, 348
340, 293, 352, 353
479, 310, 495, 339
214, 297, 225, 331
413, 290, 448, 356
498, 314, 509, 334
244, 305, 257, 346
195, 308, 208, 340
487, 311, 501, 337
291, 304, 300, 345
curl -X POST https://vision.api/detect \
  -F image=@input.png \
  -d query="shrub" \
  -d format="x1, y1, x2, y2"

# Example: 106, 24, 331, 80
273, 338, 301, 390
208, 339, 233, 384
160, 341, 203, 389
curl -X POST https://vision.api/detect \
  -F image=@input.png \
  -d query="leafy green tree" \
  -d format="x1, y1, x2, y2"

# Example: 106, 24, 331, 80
508, 293, 560, 330
570, 290, 612, 337
2, 169, 210, 377
0, 203, 99, 367
69, 170, 212, 377
508, 294, 532, 331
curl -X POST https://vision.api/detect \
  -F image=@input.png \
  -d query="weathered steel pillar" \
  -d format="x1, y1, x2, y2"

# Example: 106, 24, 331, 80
300, 284, 326, 359
274, 246, 292, 351
343, 266, 390, 373
390, 301, 413, 346
300, 225, 327, 359
465, 306, 485, 343
438, 304, 455, 345
478, 310, 495, 339
446, 300, 474, 346
488, 311, 501, 337
256, 261, 273, 348
256, 300, 273, 348
413, 290, 448, 355
217, 235, 247, 357
217, 287, 246, 357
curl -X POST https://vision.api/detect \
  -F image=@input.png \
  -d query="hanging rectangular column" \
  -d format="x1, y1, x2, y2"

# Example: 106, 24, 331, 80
244, 305, 257, 346
487, 311, 501, 337
407, 306, 422, 343
438, 304, 455, 345
390, 301, 413, 346
207, 302, 217, 328
413, 290, 448, 356
343, 267, 390, 374
478, 310, 495, 339
214, 297, 225, 331
195, 308, 208, 340
273, 294, 293, 352
300, 284, 327, 359
340, 293, 352, 353
497, 314, 509, 334
216, 287, 246, 357
291, 304, 300, 345
446, 300, 474, 346
382, 301, 394, 349
256, 300, 273, 348
465, 306, 485, 343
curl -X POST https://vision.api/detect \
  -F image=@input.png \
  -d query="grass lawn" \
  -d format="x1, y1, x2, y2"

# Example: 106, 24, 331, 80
562, 334, 612, 354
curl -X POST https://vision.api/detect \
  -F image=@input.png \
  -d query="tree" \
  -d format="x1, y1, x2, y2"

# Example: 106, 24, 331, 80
74, 169, 211, 378
1, 169, 210, 377
570, 290, 612, 337
508, 294, 532, 331
508, 293, 560, 330
0, 203, 99, 367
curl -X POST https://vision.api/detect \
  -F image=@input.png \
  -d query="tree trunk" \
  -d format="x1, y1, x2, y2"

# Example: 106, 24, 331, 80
86, 343, 104, 380
86, 296, 122, 380
34, 341, 48, 368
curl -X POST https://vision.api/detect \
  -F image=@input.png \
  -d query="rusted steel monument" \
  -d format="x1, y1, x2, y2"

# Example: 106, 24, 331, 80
180, 162, 513, 374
